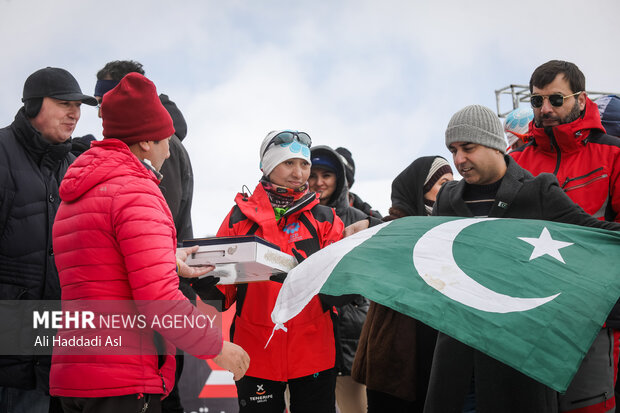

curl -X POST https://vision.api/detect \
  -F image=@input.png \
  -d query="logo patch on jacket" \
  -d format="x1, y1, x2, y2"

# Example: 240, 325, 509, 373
283, 222, 304, 243
283, 223, 299, 234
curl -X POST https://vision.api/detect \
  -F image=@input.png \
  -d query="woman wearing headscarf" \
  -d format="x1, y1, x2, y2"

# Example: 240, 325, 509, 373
209, 131, 345, 413
351, 156, 453, 413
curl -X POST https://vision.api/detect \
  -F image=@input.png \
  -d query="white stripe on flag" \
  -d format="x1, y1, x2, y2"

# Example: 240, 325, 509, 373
270, 222, 389, 331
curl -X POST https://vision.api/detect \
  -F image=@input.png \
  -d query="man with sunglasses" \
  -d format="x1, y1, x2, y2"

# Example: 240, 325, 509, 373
511, 60, 620, 413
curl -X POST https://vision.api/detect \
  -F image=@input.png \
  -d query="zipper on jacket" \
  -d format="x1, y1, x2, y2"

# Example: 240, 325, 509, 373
159, 370, 167, 393
283, 196, 314, 218
563, 174, 607, 192
547, 129, 562, 176
561, 167, 604, 189
140, 394, 150, 413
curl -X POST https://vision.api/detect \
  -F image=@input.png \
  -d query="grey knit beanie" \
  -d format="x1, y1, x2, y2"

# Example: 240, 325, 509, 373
445, 105, 507, 154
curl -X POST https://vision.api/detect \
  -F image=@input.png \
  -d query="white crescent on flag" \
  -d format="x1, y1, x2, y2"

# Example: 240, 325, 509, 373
414, 218, 560, 313
270, 222, 388, 330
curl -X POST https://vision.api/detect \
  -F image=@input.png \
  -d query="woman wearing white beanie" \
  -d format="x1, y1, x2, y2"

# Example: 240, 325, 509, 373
198, 130, 345, 413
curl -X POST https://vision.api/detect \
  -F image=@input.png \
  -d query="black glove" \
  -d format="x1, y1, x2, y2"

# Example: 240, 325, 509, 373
269, 248, 304, 283
269, 272, 287, 283
190, 276, 222, 301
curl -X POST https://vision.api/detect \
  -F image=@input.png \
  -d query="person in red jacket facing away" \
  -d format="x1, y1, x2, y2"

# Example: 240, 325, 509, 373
51, 73, 249, 413
510, 60, 620, 413
212, 130, 344, 413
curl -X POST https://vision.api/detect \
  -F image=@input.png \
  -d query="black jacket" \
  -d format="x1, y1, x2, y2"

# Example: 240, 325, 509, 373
425, 156, 619, 413
311, 145, 370, 375
159, 94, 194, 246
433, 156, 620, 228
0, 108, 74, 390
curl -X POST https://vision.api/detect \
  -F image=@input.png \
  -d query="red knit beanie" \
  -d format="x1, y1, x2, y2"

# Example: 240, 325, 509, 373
101, 72, 174, 145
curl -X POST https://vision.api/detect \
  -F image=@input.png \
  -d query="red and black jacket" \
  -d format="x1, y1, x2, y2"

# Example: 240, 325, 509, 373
216, 183, 344, 381
511, 97, 620, 327
511, 98, 620, 223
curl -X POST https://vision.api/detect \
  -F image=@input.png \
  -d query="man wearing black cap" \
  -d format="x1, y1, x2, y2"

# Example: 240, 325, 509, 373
0, 67, 96, 412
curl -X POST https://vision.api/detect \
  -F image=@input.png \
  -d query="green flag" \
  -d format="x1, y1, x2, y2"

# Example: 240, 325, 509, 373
271, 216, 620, 392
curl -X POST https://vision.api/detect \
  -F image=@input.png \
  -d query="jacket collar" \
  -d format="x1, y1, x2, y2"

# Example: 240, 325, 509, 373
448, 156, 529, 218
529, 97, 606, 154
235, 183, 319, 224
11, 107, 72, 168
140, 159, 163, 181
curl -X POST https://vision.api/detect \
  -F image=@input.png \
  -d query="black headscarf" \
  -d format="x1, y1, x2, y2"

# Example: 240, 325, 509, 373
390, 156, 450, 217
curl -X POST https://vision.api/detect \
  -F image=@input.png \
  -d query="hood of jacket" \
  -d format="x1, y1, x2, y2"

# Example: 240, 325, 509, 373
529, 97, 606, 154
159, 94, 187, 141
59, 139, 159, 202
310, 145, 351, 216
391, 156, 445, 217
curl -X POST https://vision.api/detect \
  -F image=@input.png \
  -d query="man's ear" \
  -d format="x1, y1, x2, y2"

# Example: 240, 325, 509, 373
578, 91, 587, 111
138, 141, 151, 152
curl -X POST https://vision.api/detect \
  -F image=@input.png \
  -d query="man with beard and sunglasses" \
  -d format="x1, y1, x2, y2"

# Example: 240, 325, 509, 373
510, 60, 620, 413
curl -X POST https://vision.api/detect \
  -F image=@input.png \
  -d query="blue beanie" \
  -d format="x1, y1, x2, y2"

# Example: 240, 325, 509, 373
597, 95, 620, 137
311, 153, 339, 175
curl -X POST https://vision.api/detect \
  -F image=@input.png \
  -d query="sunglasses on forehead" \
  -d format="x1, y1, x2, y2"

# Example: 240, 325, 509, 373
530, 91, 583, 108
262, 131, 312, 158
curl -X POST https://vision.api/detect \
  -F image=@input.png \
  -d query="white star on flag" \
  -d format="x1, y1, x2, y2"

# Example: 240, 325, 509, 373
518, 227, 574, 263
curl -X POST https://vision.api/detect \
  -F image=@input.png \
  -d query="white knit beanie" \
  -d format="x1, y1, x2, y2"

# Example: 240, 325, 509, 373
445, 105, 507, 154
259, 130, 312, 177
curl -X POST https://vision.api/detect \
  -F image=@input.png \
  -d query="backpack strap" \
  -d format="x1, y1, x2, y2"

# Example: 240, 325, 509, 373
231, 220, 259, 338
294, 212, 321, 257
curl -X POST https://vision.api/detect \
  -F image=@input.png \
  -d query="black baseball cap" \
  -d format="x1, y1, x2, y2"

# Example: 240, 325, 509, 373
22, 67, 97, 106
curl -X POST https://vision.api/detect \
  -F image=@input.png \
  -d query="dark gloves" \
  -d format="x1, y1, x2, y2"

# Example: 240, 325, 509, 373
269, 272, 287, 283
269, 248, 305, 283
368, 215, 383, 227
190, 276, 222, 301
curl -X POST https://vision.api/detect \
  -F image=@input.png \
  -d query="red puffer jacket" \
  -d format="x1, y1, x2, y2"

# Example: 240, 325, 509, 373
511, 98, 620, 222
50, 139, 222, 398
217, 183, 344, 381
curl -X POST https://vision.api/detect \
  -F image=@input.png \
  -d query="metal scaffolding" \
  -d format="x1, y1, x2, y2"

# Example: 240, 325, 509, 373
494, 85, 619, 118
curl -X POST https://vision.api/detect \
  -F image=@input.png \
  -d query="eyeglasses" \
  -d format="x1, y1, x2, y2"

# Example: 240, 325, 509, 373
530, 91, 582, 108
262, 131, 312, 158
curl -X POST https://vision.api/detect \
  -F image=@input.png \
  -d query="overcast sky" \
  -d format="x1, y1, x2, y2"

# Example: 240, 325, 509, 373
2, 0, 619, 237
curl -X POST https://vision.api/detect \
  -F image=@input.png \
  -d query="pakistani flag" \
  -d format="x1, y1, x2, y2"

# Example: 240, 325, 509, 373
271, 216, 620, 392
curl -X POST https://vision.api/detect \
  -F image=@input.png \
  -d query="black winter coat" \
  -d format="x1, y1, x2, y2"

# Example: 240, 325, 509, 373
311, 145, 370, 375
0, 108, 74, 390
425, 156, 620, 413
159, 94, 194, 245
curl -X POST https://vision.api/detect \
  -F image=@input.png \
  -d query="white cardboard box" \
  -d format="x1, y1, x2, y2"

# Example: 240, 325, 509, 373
183, 236, 297, 284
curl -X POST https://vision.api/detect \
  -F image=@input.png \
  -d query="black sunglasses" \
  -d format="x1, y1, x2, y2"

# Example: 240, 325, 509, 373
262, 131, 312, 158
530, 91, 582, 108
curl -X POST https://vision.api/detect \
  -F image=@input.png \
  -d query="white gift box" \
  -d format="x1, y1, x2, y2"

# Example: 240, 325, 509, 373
182, 236, 297, 284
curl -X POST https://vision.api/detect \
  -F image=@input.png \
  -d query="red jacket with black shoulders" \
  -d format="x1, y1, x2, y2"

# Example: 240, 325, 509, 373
510, 98, 620, 222
216, 183, 344, 381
